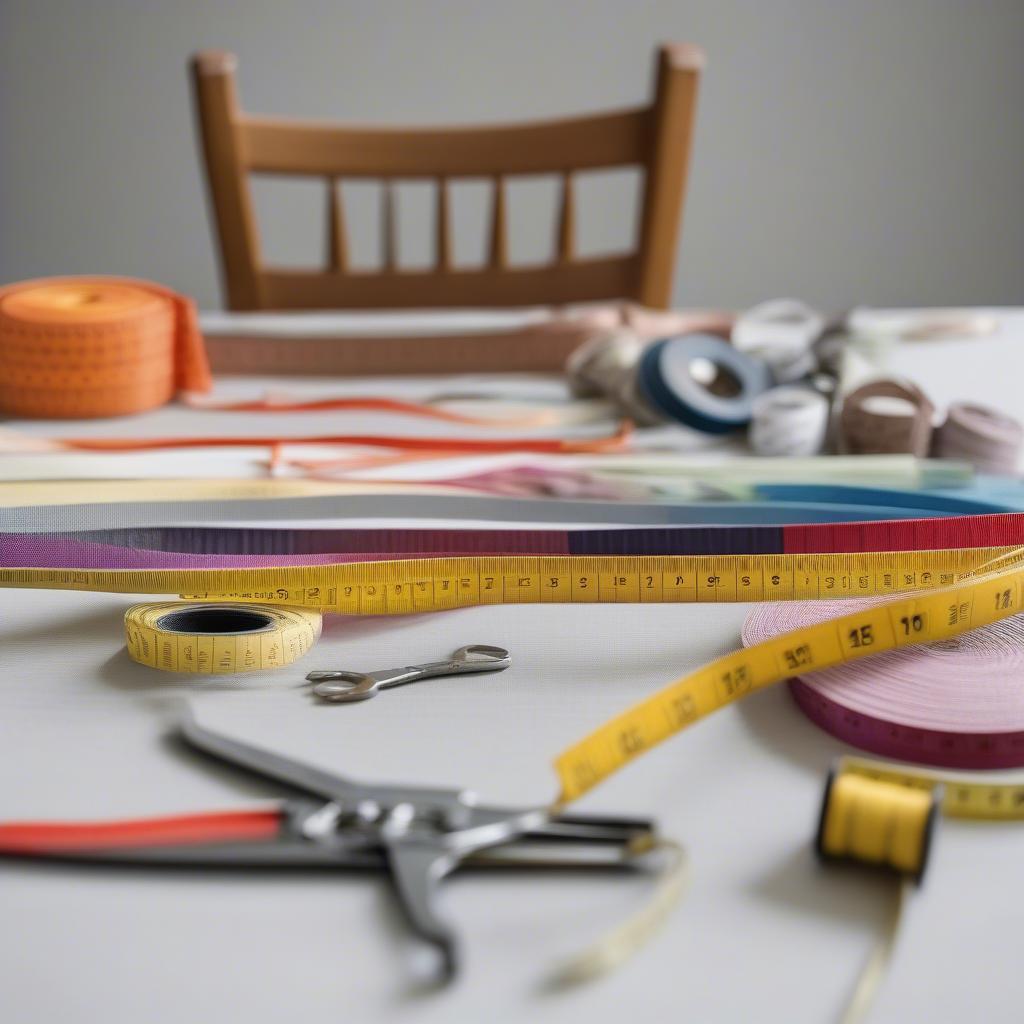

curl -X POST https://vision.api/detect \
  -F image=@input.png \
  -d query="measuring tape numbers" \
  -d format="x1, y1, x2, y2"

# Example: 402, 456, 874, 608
0, 548, 1011, 614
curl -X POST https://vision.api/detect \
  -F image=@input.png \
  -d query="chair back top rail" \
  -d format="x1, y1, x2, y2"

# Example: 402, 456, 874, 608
240, 110, 653, 177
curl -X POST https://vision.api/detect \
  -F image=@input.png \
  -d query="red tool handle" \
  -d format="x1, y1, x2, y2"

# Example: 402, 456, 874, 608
0, 809, 282, 854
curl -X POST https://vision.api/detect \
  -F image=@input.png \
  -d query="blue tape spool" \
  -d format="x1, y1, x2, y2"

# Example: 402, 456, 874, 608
637, 334, 773, 434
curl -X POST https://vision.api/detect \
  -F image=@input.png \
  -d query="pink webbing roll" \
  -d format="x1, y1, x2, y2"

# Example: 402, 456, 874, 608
742, 597, 1024, 769
935, 403, 1024, 474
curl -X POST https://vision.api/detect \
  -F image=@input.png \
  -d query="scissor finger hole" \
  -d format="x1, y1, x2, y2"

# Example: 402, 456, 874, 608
309, 671, 378, 701
456, 644, 511, 665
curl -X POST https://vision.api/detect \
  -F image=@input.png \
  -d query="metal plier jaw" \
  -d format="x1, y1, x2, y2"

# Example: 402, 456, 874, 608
0, 709, 660, 983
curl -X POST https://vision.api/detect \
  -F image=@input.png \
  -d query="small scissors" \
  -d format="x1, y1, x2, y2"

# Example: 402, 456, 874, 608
306, 644, 511, 703
0, 708, 660, 982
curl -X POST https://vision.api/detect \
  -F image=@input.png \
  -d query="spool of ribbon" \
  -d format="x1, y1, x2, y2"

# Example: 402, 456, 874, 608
817, 768, 939, 882
124, 602, 321, 673
935, 403, 1024, 474
748, 386, 830, 456
565, 329, 663, 425
839, 379, 935, 457
0, 277, 211, 418
742, 596, 1024, 769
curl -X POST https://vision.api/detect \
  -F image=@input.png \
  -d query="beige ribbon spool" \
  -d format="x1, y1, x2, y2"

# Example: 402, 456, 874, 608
838, 379, 935, 457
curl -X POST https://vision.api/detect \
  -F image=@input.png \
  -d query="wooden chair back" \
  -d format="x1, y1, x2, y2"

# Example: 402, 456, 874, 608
190, 45, 703, 311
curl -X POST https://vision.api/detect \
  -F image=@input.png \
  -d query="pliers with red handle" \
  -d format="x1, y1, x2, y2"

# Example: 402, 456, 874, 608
0, 708, 660, 982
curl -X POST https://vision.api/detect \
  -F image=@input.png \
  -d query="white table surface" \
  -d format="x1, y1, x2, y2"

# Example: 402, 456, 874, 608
3, 310, 1024, 1023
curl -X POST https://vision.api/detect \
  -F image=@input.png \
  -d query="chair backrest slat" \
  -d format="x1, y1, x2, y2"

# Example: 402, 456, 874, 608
557, 172, 575, 264
636, 44, 703, 309
190, 44, 703, 310
381, 180, 396, 271
436, 178, 451, 271
326, 177, 347, 273
488, 177, 507, 270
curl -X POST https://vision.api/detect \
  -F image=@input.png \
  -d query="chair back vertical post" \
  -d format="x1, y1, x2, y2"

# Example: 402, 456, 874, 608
191, 51, 263, 309
636, 44, 704, 309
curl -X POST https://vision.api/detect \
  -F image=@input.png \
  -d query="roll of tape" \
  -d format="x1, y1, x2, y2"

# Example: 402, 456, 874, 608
839, 379, 935, 456
0, 277, 211, 418
748, 386, 830, 456
935, 403, 1024, 474
124, 602, 322, 674
637, 334, 773, 434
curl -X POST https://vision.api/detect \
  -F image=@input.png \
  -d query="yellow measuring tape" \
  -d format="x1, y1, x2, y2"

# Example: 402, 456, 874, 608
0, 547, 1012, 612
554, 553, 1024, 801
124, 602, 322, 673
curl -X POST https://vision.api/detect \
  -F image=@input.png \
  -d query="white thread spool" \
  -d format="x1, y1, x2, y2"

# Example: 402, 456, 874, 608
749, 386, 830, 456
732, 299, 824, 383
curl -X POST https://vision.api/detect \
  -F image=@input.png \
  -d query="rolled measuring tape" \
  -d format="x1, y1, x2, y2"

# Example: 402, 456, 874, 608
748, 386, 830, 456
839, 379, 935, 457
0, 277, 211, 418
742, 596, 1024, 769
934, 402, 1024, 474
636, 334, 773, 434
124, 602, 322, 673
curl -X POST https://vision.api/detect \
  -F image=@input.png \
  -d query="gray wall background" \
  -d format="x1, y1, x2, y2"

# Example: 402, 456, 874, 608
1, 0, 1022, 312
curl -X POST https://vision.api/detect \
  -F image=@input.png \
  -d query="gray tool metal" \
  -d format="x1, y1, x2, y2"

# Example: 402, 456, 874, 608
0, 708, 659, 983
306, 643, 511, 702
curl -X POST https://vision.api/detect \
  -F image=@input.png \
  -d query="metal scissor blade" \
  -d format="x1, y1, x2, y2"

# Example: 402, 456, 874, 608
524, 811, 656, 844
178, 709, 471, 813
179, 707, 365, 804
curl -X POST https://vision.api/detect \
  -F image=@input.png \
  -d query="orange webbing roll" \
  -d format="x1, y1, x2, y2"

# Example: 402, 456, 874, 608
0, 277, 212, 418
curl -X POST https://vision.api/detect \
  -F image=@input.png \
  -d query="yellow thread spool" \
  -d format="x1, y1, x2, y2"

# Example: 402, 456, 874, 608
815, 769, 940, 882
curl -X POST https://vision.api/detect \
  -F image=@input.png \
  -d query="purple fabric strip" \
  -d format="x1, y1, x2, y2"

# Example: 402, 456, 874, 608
0, 535, 429, 569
